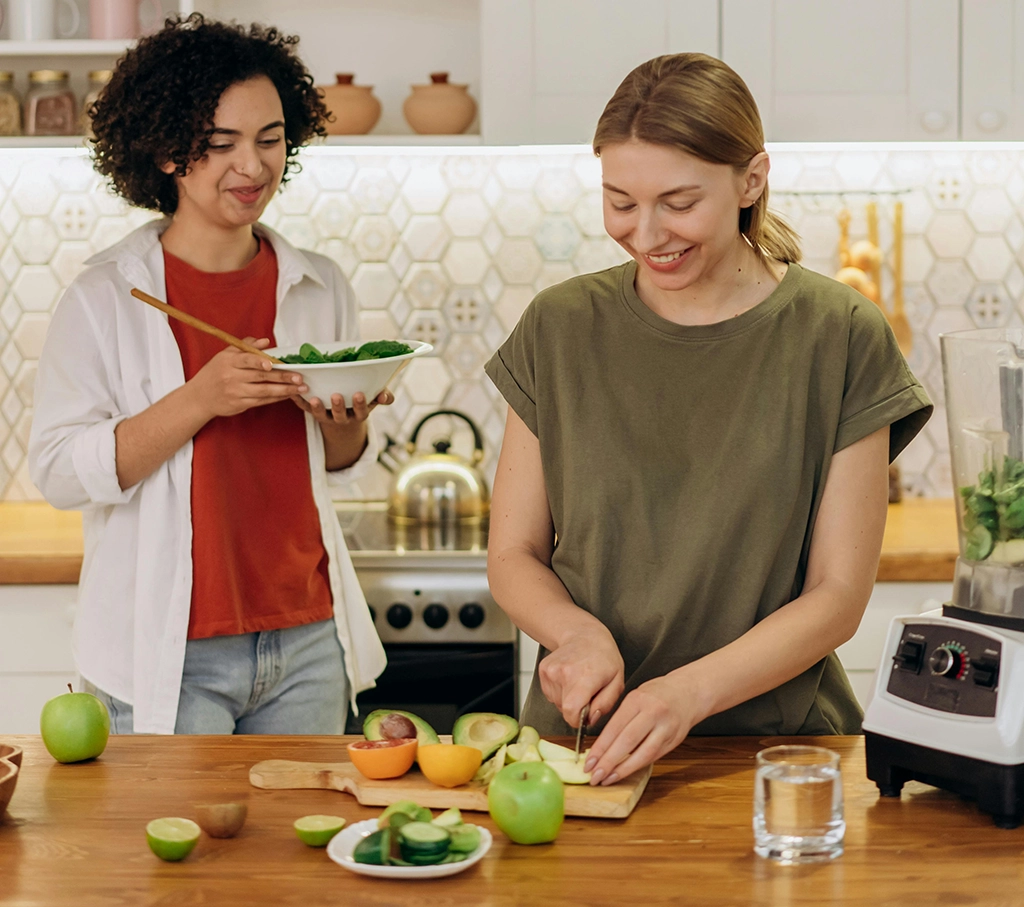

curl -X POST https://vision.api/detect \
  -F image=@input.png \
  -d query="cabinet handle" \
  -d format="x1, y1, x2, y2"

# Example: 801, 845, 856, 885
920, 111, 949, 133
976, 109, 1005, 133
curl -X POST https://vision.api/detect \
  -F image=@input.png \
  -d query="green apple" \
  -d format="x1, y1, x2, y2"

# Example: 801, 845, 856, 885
487, 761, 564, 845
40, 684, 110, 764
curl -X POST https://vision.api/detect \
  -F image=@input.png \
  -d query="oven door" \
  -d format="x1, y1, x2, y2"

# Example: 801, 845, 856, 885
345, 642, 516, 735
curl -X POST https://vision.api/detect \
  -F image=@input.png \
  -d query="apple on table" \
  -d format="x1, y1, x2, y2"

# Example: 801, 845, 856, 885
487, 761, 565, 845
40, 684, 110, 764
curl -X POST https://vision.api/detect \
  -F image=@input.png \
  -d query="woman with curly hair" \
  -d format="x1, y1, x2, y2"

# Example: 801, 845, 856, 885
29, 14, 389, 734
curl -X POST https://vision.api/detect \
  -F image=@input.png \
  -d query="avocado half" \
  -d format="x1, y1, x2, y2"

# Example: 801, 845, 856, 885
363, 709, 440, 747
452, 712, 519, 759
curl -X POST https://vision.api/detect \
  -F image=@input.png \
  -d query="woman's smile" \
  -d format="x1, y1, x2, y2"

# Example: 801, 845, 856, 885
643, 247, 695, 271
227, 183, 266, 205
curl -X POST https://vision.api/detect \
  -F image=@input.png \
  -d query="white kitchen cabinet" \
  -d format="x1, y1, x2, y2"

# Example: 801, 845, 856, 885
962, 0, 1024, 140
721, 0, 959, 141
0, 585, 79, 734
480, 0, 719, 145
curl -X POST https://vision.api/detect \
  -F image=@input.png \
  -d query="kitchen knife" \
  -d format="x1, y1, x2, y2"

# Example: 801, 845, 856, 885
574, 704, 589, 761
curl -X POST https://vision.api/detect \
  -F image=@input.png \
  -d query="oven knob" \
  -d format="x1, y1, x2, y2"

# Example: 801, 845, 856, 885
423, 603, 449, 629
387, 603, 413, 629
459, 603, 485, 629
929, 646, 961, 678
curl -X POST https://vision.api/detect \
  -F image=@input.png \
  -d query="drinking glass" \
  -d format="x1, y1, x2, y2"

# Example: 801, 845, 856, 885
753, 745, 845, 863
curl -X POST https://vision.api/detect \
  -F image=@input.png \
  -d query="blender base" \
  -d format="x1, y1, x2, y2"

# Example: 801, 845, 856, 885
865, 731, 1024, 828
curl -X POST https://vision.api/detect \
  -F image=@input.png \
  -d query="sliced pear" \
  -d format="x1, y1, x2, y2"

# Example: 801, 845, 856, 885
520, 744, 542, 762
505, 742, 528, 764
990, 538, 1024, 565
516, 726, 540, 746
538, 739, 577, 762
431, 807, 463, 828
546, 758, 592, 784
472, 744, 507, 784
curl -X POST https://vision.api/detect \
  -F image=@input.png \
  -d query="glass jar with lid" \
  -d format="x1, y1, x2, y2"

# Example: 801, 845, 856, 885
0, 72, 21, 136
24, 70, 77, 137
80, 70, 113, 136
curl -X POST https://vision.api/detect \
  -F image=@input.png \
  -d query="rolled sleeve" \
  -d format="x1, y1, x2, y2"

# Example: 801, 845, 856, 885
485, 349, 538, 436
70, 416, 138, 505
326, 420, 380, 487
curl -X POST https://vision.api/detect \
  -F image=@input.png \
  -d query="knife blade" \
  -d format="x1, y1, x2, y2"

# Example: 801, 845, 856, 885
573, 704, 589, 761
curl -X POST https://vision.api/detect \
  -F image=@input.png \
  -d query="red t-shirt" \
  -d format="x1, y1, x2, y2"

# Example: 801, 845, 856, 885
164, 239, 334, 640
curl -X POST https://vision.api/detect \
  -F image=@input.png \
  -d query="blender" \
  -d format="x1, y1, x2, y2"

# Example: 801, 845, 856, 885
863, 328, 1024, 828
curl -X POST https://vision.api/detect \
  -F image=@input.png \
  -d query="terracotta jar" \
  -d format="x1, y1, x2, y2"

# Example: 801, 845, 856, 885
402, 72, 477, 135
318, 74, 381, 136
24, 70, 76, 137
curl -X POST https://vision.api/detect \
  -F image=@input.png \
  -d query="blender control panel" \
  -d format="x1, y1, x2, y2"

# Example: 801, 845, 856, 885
886, 624, 1001, 717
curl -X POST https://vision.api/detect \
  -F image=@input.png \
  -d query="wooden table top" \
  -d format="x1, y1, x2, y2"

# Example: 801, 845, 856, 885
0, 499, 960, 584
1, 733, 1019, 907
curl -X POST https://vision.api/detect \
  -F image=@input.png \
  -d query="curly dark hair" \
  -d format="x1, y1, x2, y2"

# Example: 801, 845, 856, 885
90, 13, 328, 215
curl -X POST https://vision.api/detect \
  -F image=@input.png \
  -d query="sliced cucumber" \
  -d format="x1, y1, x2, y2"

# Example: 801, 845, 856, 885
398, 821, 451, 853
448, 824, 482, 853
353, 828, 390, 865
965, 524, 994, 561
397, 823, 450, 868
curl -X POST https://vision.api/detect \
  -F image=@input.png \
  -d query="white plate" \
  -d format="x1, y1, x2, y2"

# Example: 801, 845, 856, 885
326, 818, 492, 880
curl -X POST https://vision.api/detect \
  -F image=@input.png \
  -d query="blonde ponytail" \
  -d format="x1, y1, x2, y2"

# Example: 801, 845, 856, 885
594, 53, 802, 264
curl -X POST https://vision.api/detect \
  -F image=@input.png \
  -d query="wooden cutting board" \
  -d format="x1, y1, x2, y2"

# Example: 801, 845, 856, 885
249, 759, 651, 819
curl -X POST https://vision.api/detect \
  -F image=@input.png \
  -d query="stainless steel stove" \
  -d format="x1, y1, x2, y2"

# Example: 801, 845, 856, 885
337, 503, 516, 733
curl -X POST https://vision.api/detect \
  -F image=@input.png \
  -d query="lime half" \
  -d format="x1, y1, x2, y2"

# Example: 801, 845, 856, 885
146, 817, 201, 862
294, 815, 346, 847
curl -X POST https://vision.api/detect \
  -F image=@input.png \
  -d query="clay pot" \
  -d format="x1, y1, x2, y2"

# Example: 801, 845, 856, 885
319, 74, 381, 136
402, 72, 477, 135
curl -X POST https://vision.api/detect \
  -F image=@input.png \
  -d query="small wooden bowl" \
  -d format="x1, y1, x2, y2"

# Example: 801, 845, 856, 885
0, 744, 23, 818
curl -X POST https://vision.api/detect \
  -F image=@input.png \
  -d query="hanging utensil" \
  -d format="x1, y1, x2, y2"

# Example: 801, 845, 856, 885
130, 287, 283, 363
888, 201, 912, 356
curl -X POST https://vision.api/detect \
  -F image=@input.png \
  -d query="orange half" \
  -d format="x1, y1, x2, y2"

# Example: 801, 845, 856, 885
416, 744, 483, 788
347, 738, 418, 780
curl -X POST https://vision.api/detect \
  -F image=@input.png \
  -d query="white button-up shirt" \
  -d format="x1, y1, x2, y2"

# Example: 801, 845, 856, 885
29, 219, 387, 733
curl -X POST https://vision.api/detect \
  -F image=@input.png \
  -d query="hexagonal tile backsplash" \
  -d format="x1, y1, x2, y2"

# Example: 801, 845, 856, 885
4, 144, 1024, 502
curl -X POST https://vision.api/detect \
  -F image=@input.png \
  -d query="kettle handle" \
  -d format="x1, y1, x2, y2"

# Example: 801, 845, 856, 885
407, 409, 485, 465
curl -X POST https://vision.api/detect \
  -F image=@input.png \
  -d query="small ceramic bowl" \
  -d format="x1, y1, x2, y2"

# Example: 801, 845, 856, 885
0, 744, 23, 819
265, 340, 432, 407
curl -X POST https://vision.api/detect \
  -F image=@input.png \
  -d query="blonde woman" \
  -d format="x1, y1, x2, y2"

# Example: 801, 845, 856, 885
485, 54, 932, 785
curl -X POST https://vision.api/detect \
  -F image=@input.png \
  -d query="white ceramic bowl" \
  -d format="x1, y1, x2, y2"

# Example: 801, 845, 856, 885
265, 340, 432, 406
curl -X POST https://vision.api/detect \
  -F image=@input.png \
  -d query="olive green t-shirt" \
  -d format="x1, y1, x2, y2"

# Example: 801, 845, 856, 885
485, 261, 933, 737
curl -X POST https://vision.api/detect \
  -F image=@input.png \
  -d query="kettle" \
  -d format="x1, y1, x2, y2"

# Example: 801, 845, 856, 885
383, 409, 490, 524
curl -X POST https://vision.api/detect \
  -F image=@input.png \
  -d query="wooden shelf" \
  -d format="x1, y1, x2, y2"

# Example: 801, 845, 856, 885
0, 137, 89, 149
319, 134, 482, 146
0, 135, 483, 150
0, 39, 131, 56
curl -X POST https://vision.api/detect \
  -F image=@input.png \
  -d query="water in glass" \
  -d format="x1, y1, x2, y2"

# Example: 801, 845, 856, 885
753, 745, 845, 863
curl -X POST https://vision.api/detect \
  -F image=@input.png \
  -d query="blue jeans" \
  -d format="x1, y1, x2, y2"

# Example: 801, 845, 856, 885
84, 618, 348, 734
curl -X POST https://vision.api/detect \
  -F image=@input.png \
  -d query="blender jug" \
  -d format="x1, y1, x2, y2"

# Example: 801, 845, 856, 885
943, 328, 1024, 629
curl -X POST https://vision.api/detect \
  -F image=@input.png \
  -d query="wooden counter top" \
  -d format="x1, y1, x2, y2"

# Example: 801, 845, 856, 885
1, 734, 1020, 906
0, 498, 960, 584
